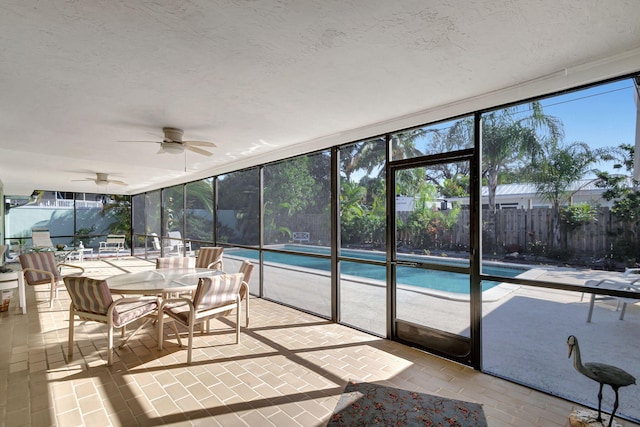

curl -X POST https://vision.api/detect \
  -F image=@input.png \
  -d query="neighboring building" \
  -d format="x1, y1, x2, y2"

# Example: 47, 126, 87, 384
448, 179, 613, 210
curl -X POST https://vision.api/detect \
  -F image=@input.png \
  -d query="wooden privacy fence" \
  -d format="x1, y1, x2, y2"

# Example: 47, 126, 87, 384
431, 207, 628, 257
288, 207, 635, 258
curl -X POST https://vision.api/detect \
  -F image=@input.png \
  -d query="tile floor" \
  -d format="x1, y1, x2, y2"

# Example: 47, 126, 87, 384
0, 257, 637, 427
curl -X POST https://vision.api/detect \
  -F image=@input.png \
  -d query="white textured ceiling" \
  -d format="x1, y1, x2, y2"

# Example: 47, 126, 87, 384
1, 0, 640, 196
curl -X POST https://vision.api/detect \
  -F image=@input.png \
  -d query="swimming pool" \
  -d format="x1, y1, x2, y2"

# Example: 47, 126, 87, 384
226, 245, 528, 294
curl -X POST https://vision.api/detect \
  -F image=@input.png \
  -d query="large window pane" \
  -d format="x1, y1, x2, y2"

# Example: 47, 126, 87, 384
4, 191, 130, 256
76, 193, 131, 253
261, 251, 331, 317
480, 78, 639, 276
482, 281, 640, 421
225, 247, 261, 295
339, 138, 386, 335
162, 185, 185, 255
263, 152, 330, 248
340, 138, 386, 249
391, 117, 473, 161
185, 178, 214, 249
217, 169, 259, 246
145, 190, 161, 257
340, 260, 386, 336
132, 193, 146, 256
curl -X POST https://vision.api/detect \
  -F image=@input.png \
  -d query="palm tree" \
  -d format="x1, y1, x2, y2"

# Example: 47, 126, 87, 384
481, 101, 564, 250
528, 141, 597, 248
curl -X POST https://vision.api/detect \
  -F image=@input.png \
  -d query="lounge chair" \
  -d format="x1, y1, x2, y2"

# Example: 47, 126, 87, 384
585, 269, 640, 322
31, 228, 55, 251
168, 231, 192, 255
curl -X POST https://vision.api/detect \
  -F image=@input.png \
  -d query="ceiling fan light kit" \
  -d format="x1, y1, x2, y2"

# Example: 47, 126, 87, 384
120, 127, 216, 157
160, 142, 184, 154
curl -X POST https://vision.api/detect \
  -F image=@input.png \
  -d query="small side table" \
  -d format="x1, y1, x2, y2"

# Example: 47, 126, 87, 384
0, 271, 26, 314
66, 248, 93, 262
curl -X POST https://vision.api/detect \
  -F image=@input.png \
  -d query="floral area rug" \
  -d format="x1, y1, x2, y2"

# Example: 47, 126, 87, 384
327, 380, 488, 427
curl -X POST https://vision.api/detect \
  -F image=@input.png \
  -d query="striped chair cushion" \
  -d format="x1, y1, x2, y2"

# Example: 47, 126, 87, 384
64, 276, 113, 315
20, 252, 61, 285
64, 276, 157, 327
156, 257, 194, 269
238, 260, 254, 300
195, 247, 224, 269
165, 273, 243, 324
111, 300, 158, 327
193, 273, 243, 310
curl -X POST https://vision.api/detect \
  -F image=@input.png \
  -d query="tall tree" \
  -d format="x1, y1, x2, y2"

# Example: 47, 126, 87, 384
528, 141, 597, 247
481, 101, 564, 250
596, 143, 640, 261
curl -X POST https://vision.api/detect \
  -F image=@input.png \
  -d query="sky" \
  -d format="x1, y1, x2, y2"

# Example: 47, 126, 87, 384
538, 78, 637, 175
540, 79, 636, 148
346, 76, 639, 182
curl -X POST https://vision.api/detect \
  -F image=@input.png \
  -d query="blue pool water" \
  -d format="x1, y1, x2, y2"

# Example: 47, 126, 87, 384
226, 245, 527, 294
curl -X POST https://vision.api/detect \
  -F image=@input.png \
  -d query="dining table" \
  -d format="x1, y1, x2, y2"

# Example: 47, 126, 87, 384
107, 268, 222, 296
107, 267, 225, 351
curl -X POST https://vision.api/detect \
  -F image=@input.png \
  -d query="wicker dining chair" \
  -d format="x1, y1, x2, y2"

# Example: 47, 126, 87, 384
64, 276, 159, 366
158, 273, 243, 364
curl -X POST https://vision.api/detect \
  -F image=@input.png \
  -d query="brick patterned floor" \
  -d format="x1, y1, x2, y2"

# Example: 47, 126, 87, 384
0, 257, 636, 426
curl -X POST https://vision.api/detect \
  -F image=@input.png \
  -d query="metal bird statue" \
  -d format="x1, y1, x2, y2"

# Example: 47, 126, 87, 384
567, 335, 636, 427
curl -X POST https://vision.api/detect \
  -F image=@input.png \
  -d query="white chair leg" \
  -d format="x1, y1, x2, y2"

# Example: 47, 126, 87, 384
68, 305, 75, 360
187, 321, 194, 365
119, 318, 152, 349
170, 320, 183, 347
50, 281, 55, 308
245, 295, 249, 328
235, 299, 240, 344
157, 310, 164, 351
107, 325, 114, 366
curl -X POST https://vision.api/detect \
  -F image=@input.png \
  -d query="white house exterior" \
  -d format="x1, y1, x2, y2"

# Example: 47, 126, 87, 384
447, 179, 614, 210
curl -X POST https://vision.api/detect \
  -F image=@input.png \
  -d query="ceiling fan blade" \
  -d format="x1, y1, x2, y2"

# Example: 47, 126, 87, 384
71, 178, 95, 182
185, 145, 214, 157
110, 180, 127, 185
117, 140, 160, 144
184, 140, 216, 147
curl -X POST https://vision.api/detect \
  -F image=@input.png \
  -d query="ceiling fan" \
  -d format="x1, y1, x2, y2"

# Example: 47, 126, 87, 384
123, 127, 216, 156
73, 172, 127, 186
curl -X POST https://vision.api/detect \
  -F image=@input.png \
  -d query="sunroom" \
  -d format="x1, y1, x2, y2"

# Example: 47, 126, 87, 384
1, 2, 640, 426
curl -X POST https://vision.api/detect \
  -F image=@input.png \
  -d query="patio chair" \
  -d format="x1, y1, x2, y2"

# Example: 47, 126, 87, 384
585, 272, 640, 322
203, 260, 253, 330
218, 260, 253, 327
195, 247, 224, 270
31, 228, 54, 251
155, 256, 195, 269
98, 234, 126, 259
158, 273, 244, 364
64, 276, 159, 365
168, 231, 192, 255
19, 252, 85, 308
